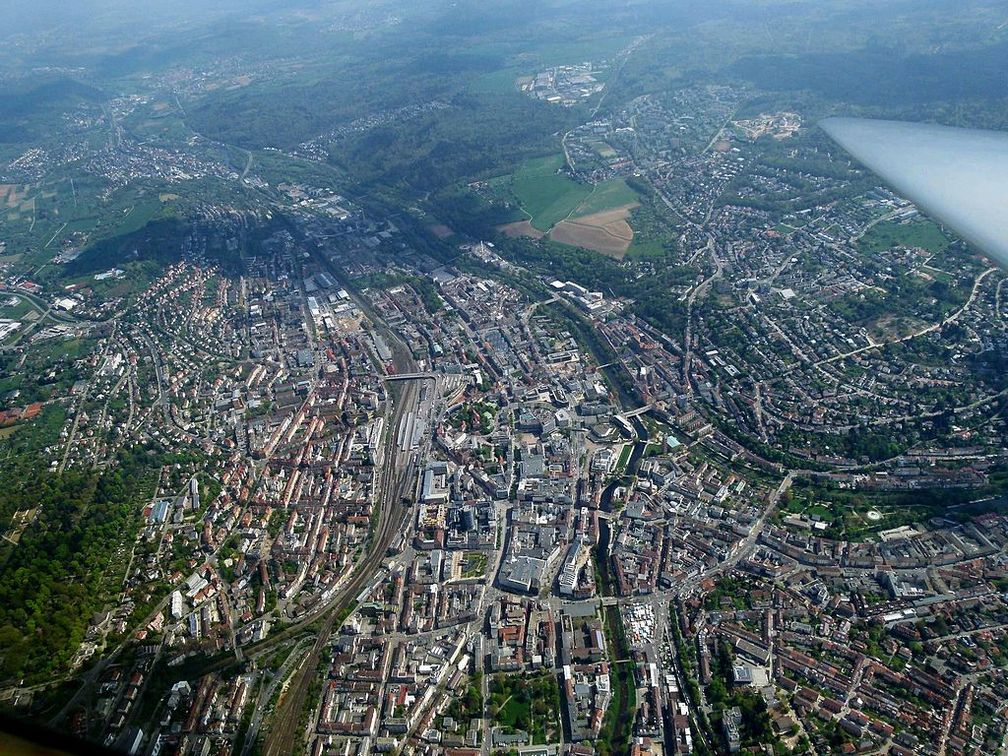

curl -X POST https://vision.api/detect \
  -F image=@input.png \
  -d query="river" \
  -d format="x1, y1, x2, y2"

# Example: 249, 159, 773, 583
595, 414, 649, 596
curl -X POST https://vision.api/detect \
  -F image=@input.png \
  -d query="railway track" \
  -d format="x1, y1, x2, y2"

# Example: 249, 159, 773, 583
261, 377, 420, 755
255, 236, 426, 754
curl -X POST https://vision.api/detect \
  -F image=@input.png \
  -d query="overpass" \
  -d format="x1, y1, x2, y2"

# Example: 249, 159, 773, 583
382, 372, 438, 381
622, 403, 654, 418
613, 403, 655, 437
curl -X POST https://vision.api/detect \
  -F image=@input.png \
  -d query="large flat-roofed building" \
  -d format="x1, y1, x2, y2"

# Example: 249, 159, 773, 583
500, 555, 545, 594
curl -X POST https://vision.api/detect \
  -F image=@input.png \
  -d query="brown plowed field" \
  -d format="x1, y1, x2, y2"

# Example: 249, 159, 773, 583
428, 223, 454, 239
496, 219, 545, 239
548, 203, 638, 257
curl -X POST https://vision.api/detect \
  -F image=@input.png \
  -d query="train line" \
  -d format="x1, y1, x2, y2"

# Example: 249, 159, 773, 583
261, 373, 421, 755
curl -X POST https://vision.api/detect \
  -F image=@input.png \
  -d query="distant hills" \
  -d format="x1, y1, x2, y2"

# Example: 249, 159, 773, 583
0, 77, 104, 143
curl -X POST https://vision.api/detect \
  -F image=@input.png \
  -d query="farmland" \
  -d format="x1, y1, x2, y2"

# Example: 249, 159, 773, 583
570, 178, 639, 218
490, 160, 642, 254
549, 205, 637, 258
510, 154, 592, 231
546, 178, 643, 257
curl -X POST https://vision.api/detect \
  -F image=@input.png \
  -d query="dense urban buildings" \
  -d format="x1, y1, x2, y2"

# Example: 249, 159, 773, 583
0, 2, 1007, 755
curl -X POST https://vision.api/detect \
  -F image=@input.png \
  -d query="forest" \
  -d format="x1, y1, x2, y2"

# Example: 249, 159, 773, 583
0, 433, 173, 683
0, 76, 104, 144
731, 40, 1008, 107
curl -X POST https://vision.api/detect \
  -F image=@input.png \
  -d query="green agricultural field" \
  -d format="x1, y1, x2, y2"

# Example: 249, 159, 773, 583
860, 219, 950, 254
470, 66, 526, 94
571, 178, 640, 218
625, 238, 668, 259
0, 172, 174, 272
511, 154, 592, 230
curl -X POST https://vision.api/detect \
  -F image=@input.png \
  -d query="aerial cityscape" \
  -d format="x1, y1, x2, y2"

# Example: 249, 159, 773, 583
0, 1, 1007, 755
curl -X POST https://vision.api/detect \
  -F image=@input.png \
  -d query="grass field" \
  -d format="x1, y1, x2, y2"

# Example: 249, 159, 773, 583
495, 159, 644, 254
571, 178, 639, 218
625, 238, 668, 259
860, 219, 950, 254
546, 178, 644, 257
512, 154, 592, 231
497, 219, 545, 239
511, 156, 579, 223
0, 295, 37, 320
470, 66, 525, 94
